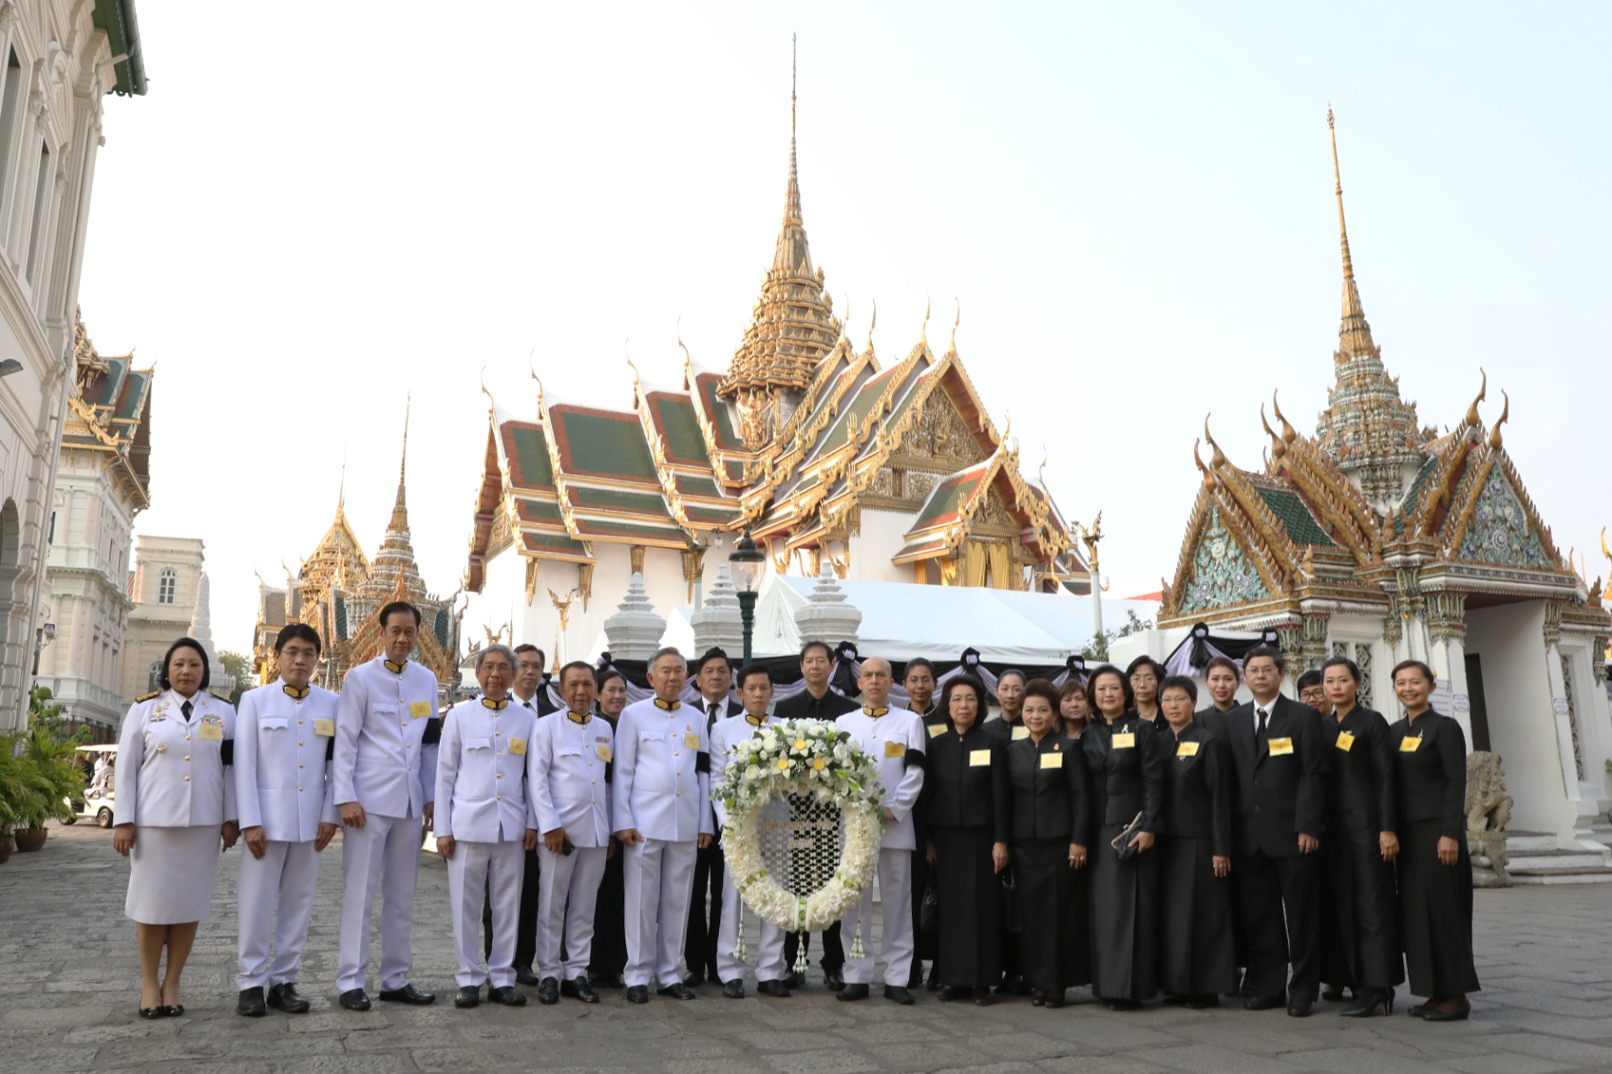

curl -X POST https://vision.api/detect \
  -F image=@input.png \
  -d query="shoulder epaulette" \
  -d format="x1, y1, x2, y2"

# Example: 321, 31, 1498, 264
210, 691, 233, 704
136, 690, 160, 702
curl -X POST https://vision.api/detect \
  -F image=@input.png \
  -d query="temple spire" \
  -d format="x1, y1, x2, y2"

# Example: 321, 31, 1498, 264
1329, 108, 1376, 361
389, 395, 410, 533
784, 32, 801, 228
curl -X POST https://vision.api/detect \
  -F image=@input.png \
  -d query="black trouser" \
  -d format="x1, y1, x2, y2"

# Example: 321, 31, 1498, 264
1233, 849, 1320, 1003
782, 921, 844, 974
484, 845, 540, 972
684, 839, 723, 978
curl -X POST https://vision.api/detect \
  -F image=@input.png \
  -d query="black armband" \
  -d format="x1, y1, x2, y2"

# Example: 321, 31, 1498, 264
422, 717, 442, 746
604, 760, 614, 784
220, 739, 234, 766
903, 748, 928, 771
695, 751, 711, 774
325, 736, 336, 762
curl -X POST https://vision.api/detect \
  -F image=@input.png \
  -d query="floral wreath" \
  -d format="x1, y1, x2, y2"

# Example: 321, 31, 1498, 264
716, 718, 884, 942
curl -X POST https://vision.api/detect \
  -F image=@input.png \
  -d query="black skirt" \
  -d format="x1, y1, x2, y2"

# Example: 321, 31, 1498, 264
1014, 836, 1090, 991
587, 845, 627, 977
933, 826, 1004, 989
1320, 821, 1404, 989
1398, 818, 1480, 997
1159, 834, 1237, 997
1089, 823, 1161, 1001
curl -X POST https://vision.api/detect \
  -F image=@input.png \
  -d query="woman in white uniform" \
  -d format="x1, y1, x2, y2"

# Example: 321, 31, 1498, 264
113, 638, 238, 1019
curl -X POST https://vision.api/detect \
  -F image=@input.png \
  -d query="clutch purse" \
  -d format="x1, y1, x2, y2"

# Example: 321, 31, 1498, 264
1110, 811, 1146, 862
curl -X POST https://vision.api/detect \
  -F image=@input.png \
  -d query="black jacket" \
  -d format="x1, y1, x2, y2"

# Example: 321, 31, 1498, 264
695, 696, 744, 731
984, 716, 1029, 746
773, 688, 860, 722
1160, 720, 1233, 857
1388, 711, 1465, 841
1201, 695, 1326, 857
1082, 714, 1166, 832
923, 724, 1010, 841
1321, 704, 1397, 836
1004, 731, 1089, 843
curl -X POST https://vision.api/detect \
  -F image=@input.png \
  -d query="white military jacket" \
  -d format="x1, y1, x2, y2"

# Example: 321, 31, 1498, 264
612, 697, 714, 843
838, 705, 927, 851
435, 697, 538, 843
234, 679, 340, 842
114, 689, 237, 828
332, 657, 440, 819
530, 710, 614, 847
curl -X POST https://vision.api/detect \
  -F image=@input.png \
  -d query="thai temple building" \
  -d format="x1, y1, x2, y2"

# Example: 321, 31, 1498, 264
252, 405, 463, 696
464, 69, 1091, 661
1120, 114, 1612, 871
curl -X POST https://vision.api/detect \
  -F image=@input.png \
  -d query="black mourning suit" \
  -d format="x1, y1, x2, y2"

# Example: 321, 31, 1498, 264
1201, 695, 1327, 1005
923, 725, 1010, 990
1084, 714, 1167, 1002
686, 696, 743, 981
1159, 720, 1237, 998
910, 703, 947, 979
1005, 731, 1091, 993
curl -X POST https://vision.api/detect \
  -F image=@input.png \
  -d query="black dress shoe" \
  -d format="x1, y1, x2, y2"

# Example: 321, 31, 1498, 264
568, 977, 600, 1004
537, 977, 560, 1005
784, 970, 806, 990
339, 988, 371, 1012
756, 979, 791, 998
884, 985, 914, 1006
1103, 998, 1141, 1011
973, 990, 993, 1007
1321, 985, 1349, 1002
940, 985, 970, 1002
657, 983, 697, 1000
488, 986, 526, 1006
1419, 997, 1470, 1022
454, 986, 481, 1008
926, 964, 942, 991
723, 979, 746, 999
605, 973, 627, 989
1044, 993, 1067, 1010
837, 983, 870, 1002
236, 987, 266, 1017
267, 983, 310, 1013
1287, 997, 1314, 1018
1184, 994, 1220, 1010
378, 984, 435, 1006
682, 971, 706, 988
824, 967, 845, 991
139, 1006, 162, 1020
515, 968, 542, 987
1340, 987, 1393, 1018
626, 985, 650, 1004
1243, 995, 1281, 1011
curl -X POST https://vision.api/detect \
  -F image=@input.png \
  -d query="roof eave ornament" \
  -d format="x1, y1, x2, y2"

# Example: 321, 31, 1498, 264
1203, 414, 1227, 469
1465, 368, 1487, 429
1487, 389, 1509, 449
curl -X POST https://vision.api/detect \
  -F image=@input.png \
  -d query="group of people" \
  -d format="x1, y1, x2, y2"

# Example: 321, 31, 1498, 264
109, 600, 1478, 1024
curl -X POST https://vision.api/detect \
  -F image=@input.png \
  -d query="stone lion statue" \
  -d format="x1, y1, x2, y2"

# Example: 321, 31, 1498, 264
1465, 751, 1513, 887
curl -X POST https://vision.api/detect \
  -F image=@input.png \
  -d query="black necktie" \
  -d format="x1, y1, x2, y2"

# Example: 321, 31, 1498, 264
709, 701, 721, 722
182, 699, 193, 721
1256, 707, 1269, 748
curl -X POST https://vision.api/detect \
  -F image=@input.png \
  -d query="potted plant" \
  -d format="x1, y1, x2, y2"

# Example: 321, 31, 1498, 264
0, 730, 24, 862
12, 688, 88, 852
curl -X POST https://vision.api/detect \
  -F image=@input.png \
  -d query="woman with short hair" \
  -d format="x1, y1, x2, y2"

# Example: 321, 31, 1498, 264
1126, 656, 1166, 726
1058, 680, 1091, 739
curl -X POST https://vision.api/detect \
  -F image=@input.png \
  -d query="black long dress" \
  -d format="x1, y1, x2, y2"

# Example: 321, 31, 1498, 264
1159, 719, 1237, 998
1005, 730, 1091, 994
1389, 711, 1480, 999
912, 705, 949, 975
924, 723, 1010, 990
1319, 705, 1404, 992
1084, 714, 1166, 1002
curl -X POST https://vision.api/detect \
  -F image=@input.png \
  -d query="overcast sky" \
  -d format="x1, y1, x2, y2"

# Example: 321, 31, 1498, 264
78, 2, 1612, 654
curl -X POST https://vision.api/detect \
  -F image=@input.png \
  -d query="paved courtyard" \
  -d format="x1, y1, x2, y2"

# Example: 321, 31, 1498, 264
3, 822, 1612, 1074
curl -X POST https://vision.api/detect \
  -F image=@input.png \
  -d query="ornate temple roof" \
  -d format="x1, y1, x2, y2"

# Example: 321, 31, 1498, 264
361, 400, 427, 603
63, 312, 153, 512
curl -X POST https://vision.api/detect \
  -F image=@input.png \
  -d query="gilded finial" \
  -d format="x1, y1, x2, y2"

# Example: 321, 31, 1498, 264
1260, 404, 1286, 460
337, 446, 347, 511
1465, 368, 1487, 427
1488, 389, 1509, 449
1203, 415, 1226, 468
1038, 444, 1048, 488
1600, 527, 1611, 577
479, 366, 495, 415
676, 317, 694, 369
1271, 390, 1297, 443
920, 292, 930, 345
399, 393, 411, 485
866, 298, 877, 352
1193, 437, 1217, 489
949, 298, 960, 354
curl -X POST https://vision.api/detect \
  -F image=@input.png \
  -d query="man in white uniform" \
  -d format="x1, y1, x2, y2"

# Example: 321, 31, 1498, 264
332, 601, 440, 1011
530, 661, 614, 1005
836, 657, 926, 1005
613, 646, 714, 1003
436, 644, 537, 1008
234, 625, 340, 1017
710, 663, 792, 999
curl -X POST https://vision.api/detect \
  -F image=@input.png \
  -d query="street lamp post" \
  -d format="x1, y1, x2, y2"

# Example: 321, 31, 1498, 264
728, 528, 766, 664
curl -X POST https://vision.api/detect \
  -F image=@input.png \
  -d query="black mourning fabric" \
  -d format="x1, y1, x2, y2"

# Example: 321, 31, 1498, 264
1168, 622, 1283, 673
594, 646, 1075, 695
422, 717, 443, 746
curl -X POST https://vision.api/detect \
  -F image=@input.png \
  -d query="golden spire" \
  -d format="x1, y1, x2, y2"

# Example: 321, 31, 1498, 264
389, 394, 410, 533
785, 32, 800, 228
1488, 389, 1509, 449
1464, 368, 1487, 427
1329, 108, 1376, 361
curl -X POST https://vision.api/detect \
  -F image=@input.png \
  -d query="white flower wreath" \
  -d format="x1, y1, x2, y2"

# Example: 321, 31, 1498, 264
716, 718, 885, 934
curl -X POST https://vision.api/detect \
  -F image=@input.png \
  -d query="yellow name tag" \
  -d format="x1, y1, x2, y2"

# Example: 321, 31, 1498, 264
884, 740, 906, 758
410, 701, 432, 719
684, 733, 700, 749
1269, 736, 1294, 756
1112, 732, 1135, 749
927, 723, 945, 739
1177, 741, 1200, 758
1040, 752, 1063, 769
1012, 725, 1029, 740
199, 723, 223, 741
314, 719, 335, 737
598, 744, 612, 762
1400, 735, 1422, 753
969, 749, 991, 767
509, 738, 527, 756
1336, 731, 1355, 752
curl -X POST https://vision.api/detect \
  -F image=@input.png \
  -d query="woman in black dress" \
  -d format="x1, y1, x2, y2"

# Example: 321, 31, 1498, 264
1059, 680, 1091, 739
586, 669, 630, 988
1126, 656, 1165, 727
925, 675, 1010, 1005
1318, 656, 1403, 1017
1006, 679, 1090, 1008
1388, 660, 1479, 1021
1156, 676, 1236, 1008
1083, 664, 1166, 1010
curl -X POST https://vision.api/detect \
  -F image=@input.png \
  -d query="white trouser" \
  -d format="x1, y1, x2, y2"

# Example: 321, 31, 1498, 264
448, 838, 524, 988
536, 843, 608, 981
843, 848, 914, 986
718, 865, 787, 983
623, 837, 698, 988
236, 839, 321, 990
336, 812, 422, 993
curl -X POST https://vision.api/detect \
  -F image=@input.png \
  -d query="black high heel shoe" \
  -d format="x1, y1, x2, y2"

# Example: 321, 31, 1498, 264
1340, 987, 1393, 1017
1419, 996, 1470, 1022
138, 1006, 162, 1020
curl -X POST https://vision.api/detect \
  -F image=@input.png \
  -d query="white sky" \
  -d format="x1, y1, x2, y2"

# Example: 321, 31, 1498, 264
77, 2, 1612, 654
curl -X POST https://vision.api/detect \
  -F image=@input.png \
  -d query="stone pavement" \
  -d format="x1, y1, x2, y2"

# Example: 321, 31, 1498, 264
4, 822, 1612, 1074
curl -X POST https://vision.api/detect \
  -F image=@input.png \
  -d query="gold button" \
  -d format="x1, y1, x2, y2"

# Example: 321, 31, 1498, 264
496, 795, 502, 801
299, 787, 303, 792
496, 773, 503, 779
298, 741, 304, 747
184, 755, 190, 761
299, 763, 305, 769
405, 743, 411, 749
299, 719, 304, 724
184, 776, 190, 782
185, 734, 191, 741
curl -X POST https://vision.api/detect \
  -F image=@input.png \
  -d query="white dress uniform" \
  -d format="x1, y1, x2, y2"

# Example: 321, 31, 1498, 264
530, 709, 614, 983
710, 712, 789, 984
612, 696, 714, 989
837, 704, 927, 987
436, 696, 538, 989
115, 689, 238, 924
234, 679, 340, 992
331, 656, 440, 994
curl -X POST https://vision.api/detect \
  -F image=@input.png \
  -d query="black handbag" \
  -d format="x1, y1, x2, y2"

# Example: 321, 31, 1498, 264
1001, 865, 1023, 934
918, 869, 940, 936
1111, 811, 1146, 862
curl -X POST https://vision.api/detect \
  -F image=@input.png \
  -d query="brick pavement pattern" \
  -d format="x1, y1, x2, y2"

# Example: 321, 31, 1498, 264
3, 823, 1612, 1074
